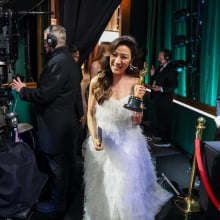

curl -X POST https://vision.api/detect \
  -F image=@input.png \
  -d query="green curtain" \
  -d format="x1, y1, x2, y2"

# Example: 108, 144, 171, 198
173, 1, 187, 97
145, 0, 187, 96
144, 0, 220, 107
200, 0, 220, 106
145, 0, 174, 69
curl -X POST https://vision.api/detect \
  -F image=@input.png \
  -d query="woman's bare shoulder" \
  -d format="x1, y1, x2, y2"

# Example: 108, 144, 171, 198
126, 75, 139, 85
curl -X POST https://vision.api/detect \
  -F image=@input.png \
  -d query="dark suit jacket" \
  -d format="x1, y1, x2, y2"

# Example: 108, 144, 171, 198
216, 95, 220, 116
19, 46, 83, 154
150, 62, 178, 106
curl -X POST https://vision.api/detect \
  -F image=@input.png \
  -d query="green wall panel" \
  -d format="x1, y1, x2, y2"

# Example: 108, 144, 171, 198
11, 89, 34, 125
144, 94, 216, 155
172, 104, 216, 155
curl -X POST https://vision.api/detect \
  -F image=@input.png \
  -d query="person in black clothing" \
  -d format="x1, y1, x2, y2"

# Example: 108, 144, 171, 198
69, 44, 87, 154
11, 24, 84, 213
150, 49, 178, 147
215, 95, 220, 140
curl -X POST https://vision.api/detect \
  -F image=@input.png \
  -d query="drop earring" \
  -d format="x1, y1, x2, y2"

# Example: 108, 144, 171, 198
129, 63, 136, 71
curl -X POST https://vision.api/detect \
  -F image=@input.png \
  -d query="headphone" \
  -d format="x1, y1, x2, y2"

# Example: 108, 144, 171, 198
163, 49, 172, 61
46, 25, 57, 48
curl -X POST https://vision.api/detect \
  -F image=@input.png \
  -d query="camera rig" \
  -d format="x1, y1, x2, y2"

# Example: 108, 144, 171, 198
0, 1, 18, 138
0, 0, 51, 141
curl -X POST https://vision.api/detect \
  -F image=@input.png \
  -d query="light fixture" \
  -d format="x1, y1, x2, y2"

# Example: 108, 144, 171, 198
173, 60, 199, 72
173, 35, 200, 48
174, 60, 188, 72
173, 9, 197, 23
174, 60, 188, 68
173, 35, 190, 48
173, 9, 190, 23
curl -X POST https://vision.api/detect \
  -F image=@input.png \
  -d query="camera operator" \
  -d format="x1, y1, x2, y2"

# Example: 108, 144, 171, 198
11, 24, 84, 213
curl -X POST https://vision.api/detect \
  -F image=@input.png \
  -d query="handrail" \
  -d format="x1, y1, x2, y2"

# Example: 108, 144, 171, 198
145, 86, 216, 119
174, 94, 215, 117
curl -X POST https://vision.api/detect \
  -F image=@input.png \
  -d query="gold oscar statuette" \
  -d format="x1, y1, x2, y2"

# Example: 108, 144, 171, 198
124, 62, 148, 112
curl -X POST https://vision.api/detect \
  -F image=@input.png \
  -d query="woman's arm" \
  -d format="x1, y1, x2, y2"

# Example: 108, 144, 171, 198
87, 76, 103, 150
90, 61, 101, 79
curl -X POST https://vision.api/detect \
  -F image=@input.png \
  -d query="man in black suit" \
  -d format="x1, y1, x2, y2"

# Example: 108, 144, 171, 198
150, 49, 178, 147
12, 25, 84, 213
215, 95, 220, 140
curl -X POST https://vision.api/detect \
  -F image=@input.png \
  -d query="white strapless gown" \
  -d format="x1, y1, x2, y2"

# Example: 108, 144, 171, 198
83, 96, 172, 220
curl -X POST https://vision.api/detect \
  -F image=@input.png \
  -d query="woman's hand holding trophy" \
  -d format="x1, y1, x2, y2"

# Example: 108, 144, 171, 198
124, 62, 148, 112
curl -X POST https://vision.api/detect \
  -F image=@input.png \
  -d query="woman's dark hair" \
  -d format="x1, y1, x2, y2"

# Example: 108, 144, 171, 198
93, 42, 110, 62
134, 47, 148, 70
109, 36, 137, 63
93, 35, 139, 105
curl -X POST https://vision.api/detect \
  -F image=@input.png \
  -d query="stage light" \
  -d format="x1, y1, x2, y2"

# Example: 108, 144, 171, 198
174, 60, 188, 67
173, 60, 198, 72
173, 35, 200, 48
174, 60, 188, 72
173, 9, 197, 23
173, 9, 190, 22
173, 35, 190, 48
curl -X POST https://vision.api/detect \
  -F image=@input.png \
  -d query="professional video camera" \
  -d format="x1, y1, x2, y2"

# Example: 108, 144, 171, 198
0, 60, 18, 139
0, 1, 19, 138
0, 89, 17, 137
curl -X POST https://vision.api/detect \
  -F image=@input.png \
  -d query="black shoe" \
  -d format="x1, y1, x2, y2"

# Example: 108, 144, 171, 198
152, 135, 162, 141
36, 200, 66, 213
153, 140, 171, 148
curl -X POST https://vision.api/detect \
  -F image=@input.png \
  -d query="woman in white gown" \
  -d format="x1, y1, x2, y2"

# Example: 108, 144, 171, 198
83, 36, 172, 220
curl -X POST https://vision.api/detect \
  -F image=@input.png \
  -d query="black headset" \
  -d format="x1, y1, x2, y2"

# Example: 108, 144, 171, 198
163, 49, 172, 61
46, 25, 57, 48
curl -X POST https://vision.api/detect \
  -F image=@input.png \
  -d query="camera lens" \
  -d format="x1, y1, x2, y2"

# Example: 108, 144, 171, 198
0, 61, 8, 84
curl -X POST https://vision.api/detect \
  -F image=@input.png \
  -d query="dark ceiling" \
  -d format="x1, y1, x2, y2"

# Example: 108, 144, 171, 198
0, 0, 48, 20
15, 0, 46, 12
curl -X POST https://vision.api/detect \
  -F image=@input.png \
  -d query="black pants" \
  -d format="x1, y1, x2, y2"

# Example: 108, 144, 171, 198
156, 101, 173, 142
38, 151, 70, 207
37, 119, 80, 206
